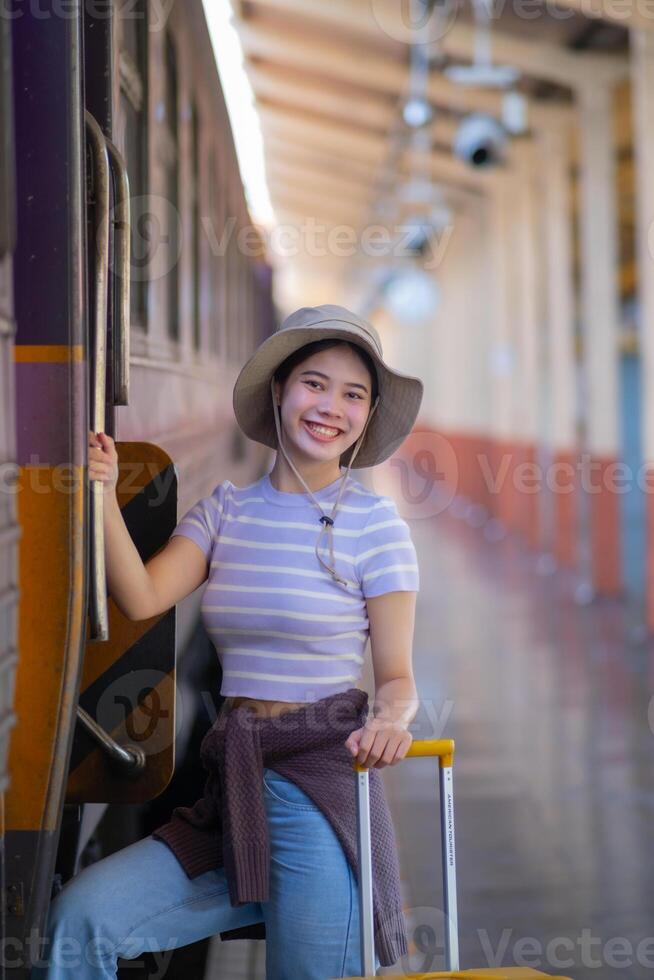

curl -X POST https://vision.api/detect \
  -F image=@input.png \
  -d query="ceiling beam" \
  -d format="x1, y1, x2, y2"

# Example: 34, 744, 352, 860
235, 16, 502, 115
267, 183, 365, 221
404, 147, 504, 193
235, 16, 572, 131
267, 158, 483, 217
240, 0, 629, 82
438, 21, 629, 85
262, 131, 480, 213
244, 61, 395, 134
545, 0, 653, 30
259, 104, 505, 192
266, 157, 374, 199
259, 104, 384, 162
261, 132, 387, 184
267, 151, 473, 201
271, 204, 358, 233
267, 172, 370, 212
269, 206, 358, 244
261, 224, 350, 266
248, 60, 461, 146
267, 200, 475, 277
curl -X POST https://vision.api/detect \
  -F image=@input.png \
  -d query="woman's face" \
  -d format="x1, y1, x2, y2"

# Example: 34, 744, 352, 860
274, 345, 373, 464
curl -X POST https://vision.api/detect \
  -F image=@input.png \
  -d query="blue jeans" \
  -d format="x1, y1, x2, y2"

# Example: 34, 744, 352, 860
29, 768, 379, 979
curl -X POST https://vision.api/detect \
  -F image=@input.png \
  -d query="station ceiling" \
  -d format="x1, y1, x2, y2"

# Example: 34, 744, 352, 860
229, 0, 636, 305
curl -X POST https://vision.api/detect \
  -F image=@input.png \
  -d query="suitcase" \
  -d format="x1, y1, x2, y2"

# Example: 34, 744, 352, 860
338, 738, 573, 979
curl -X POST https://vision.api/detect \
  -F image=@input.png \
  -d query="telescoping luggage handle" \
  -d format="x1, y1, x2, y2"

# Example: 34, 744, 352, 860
354, 739, 458, 976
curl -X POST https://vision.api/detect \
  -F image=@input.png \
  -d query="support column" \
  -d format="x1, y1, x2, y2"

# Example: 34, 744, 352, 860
512, 140, 544, 549
540, 123, 579, 569
631, 30, 654, 629
578, 82, 622, 597
487, 175, 518, 530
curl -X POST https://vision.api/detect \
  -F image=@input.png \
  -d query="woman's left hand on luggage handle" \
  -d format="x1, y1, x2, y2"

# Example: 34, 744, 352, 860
345, 718, 413, 769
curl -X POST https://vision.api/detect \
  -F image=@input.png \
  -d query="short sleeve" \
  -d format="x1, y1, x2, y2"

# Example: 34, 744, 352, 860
356, 498, 420, 598
171, 481, 228, 562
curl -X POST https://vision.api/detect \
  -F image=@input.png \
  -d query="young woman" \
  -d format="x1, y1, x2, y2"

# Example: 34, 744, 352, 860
33, 304, 423, 980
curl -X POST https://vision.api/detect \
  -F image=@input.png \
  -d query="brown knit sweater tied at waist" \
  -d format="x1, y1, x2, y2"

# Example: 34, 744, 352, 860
151, 687, 407, 967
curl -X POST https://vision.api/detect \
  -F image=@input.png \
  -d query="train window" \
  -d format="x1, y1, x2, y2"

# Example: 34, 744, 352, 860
118, 0, 148, 327
190, 102, 201, 353
163, 30, 179, 342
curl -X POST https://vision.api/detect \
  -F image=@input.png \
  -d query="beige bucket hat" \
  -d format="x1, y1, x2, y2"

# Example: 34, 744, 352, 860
231, 305, 423, 591
233, 304, 423, 470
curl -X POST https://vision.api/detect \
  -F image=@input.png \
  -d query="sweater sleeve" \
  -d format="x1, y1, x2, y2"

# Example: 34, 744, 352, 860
355, 497, 420, 598
171, 480, 229, 562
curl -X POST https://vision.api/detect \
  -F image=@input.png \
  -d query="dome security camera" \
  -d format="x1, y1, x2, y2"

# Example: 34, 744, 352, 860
453, 113, 508, 169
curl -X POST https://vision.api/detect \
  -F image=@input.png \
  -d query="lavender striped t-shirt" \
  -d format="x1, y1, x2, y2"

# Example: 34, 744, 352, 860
172, 470, 420, 702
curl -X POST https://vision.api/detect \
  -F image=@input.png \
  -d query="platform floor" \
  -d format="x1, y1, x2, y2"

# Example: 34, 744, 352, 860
207, 503, 654, 980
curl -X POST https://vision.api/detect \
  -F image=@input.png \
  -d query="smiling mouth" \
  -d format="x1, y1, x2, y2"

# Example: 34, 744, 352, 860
302, 420, 344, 439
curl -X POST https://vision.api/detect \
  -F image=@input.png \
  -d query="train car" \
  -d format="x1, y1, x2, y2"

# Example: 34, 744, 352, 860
0, 8, 19, 979
1, 2, 276, 978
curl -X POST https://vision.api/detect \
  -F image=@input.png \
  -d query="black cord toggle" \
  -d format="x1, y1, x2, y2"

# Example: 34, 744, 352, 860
319, 515, 334, 526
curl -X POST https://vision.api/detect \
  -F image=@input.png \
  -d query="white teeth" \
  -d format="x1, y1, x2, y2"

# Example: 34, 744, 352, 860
305, 421, 340, 437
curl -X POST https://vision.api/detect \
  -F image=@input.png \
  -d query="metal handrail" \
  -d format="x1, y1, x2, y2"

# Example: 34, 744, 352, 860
105, 136, 131, 406
76, 705, 146, 775
85, 110, 110, 642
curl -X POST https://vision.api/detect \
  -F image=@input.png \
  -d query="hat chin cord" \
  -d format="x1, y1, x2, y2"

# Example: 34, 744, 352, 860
269, 376, 380, 589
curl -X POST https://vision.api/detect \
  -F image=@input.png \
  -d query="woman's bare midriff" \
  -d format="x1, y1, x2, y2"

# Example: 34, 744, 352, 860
221, 696, 308, 719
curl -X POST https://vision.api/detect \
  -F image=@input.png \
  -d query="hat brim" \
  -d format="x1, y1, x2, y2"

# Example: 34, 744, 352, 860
232, 327, 423, 468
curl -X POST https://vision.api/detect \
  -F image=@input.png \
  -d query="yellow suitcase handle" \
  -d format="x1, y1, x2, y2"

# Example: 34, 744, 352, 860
350, 740, 573, 979
354, 737, 455, 771
353, 737, 459, 972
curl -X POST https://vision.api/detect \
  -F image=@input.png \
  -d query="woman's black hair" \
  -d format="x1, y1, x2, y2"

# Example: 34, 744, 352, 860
273, 338, 379, 404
